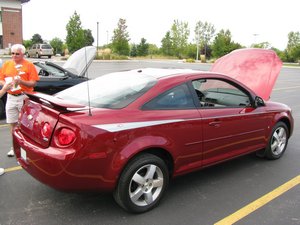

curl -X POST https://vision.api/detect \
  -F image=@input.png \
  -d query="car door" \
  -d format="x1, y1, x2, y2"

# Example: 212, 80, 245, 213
191, 78, 268, 166
142, 83, 204, 173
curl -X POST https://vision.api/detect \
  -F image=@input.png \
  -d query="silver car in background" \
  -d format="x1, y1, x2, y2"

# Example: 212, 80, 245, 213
26, 43, 53, 58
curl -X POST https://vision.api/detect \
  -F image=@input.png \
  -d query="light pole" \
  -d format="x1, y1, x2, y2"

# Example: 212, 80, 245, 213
97, 22, 99, 56
253, 33, 259, 47
106, 30, 108, 45
196, 29, 200, 61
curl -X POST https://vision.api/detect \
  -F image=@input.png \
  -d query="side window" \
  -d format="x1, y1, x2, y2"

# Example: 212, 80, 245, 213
143, 84, 195, 110
192, 79, 251, 108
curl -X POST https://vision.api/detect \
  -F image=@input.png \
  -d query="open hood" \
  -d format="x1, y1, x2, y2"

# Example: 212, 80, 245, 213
210, 48, 282, 100
63, 46, 97, 77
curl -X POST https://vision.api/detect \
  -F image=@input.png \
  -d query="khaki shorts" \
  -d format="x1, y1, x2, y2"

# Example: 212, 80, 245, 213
6, 94, 27, 124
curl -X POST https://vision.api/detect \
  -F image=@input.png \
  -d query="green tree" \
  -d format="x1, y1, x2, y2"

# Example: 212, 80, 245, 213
111, 18, 130, 56
286, 31, 300, 62
211, 29, 242, 58
195, 21, 215, 58
251, 42, 271, 49
148, 44, 160, 55
23, 40, 32, 49
171, 20, 190, 58
130, 44, 138, 57
271, 47, 288, 62
50, 37, 63, 55
83, 29, 94, 46
31, 34, 43, 44
184, 43, 197, 59
161, 31, 173, 56
66, 11, 86, 53
137, 38, 149, 56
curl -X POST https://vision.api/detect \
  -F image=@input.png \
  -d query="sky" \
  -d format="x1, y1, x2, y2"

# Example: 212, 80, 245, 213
22, 0, 300, 50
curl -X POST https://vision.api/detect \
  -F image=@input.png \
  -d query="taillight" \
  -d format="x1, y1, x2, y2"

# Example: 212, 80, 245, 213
41, 122, 51, 141
57, 128, 76, 145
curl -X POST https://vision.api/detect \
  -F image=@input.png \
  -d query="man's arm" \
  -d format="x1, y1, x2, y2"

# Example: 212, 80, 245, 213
0, 82, 13, 98
15, 78, 37, 87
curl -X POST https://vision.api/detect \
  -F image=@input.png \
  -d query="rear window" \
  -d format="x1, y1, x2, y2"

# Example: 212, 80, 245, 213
41, 44, 52, 49
56, 72, 157, 109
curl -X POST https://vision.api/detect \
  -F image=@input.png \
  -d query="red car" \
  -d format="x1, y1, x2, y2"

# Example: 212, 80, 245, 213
13, 49, 293, 213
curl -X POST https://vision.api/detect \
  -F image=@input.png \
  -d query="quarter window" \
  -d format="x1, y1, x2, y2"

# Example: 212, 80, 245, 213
143, 84, 195, 110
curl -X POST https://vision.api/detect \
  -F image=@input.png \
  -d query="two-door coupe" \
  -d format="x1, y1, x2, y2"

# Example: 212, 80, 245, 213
13, 49, 293, 213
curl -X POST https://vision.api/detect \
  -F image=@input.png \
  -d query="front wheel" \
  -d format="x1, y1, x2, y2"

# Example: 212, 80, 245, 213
114, 153, 169, 213
265, 122, 289, 160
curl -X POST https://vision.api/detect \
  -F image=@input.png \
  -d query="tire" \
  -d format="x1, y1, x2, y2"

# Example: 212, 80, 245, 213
113, 153, 169, 213
265, 122, 289, 160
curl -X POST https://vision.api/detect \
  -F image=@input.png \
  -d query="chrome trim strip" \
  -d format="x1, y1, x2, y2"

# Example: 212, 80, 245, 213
93, 119, 184, 132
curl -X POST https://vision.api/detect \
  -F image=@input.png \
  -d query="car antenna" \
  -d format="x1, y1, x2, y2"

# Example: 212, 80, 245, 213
84, 46, 92, 116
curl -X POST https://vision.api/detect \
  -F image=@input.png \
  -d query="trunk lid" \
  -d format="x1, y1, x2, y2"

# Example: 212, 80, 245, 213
18, 93, 86, 147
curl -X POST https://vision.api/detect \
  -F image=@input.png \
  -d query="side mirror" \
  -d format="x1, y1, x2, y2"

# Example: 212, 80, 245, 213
254, 96, 265, 108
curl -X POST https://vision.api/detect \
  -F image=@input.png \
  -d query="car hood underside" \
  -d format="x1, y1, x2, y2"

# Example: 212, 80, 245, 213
210, 48, 282, 100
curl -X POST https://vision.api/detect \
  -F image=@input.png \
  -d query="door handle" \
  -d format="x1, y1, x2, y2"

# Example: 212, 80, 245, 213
209, 121, 221, 127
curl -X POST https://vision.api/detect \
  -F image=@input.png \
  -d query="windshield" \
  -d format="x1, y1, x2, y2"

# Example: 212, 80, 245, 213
35, 63, 66, 77
56, 71, 157, 109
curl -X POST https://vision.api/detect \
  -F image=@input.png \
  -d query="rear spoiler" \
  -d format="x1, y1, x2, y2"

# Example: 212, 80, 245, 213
25, 92, 87, 112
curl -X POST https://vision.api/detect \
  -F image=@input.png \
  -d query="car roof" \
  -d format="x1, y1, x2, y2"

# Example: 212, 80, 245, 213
121, 68, 203, 79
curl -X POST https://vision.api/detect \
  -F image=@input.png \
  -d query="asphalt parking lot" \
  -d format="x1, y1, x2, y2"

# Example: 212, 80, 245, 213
0, 61, 299, 225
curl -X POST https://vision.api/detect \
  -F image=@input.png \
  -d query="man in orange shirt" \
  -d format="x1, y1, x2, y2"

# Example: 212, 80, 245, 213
0, 44, 39, 157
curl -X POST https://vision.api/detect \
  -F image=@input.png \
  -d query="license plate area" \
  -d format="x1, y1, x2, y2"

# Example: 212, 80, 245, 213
21, 148, 27, 161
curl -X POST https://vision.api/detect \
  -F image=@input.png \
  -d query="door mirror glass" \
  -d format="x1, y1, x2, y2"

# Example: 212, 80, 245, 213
254, 96, 265, 108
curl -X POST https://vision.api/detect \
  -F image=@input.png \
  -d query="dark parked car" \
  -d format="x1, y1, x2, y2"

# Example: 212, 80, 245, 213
0, 46, 96, 118
12, 49, 293, 213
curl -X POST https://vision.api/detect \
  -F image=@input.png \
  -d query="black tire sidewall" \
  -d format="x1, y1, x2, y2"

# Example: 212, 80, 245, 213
114, 153, 169, 213
265, 122, 289, 159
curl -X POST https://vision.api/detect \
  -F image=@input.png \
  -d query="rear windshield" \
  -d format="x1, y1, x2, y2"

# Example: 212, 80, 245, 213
56, 72, 157, 109
41, 45, 52, 49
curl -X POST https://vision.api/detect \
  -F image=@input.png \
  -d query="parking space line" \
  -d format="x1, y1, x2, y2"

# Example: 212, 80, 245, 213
4, 166, 22, 173
214, 175, 300, 225
0, 124, 9, 128
273, 86, 300, 91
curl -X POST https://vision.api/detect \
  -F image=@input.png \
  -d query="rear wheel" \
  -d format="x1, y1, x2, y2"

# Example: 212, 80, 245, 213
114, 153, 169, 213
265, 122, 289, 160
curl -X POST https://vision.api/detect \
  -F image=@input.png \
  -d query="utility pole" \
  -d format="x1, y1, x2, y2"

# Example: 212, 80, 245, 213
196, 29, 200, 61
106, 30, 109, 45
97, 21, 99, 56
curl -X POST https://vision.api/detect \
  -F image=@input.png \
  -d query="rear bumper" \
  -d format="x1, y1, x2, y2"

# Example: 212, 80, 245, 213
13, 128, 116, 192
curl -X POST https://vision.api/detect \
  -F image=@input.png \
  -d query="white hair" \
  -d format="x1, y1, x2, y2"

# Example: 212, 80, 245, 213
11, 44, 26, 54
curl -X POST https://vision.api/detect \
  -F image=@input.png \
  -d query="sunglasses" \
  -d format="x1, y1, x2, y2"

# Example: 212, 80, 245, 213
11, 52, 21, 56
